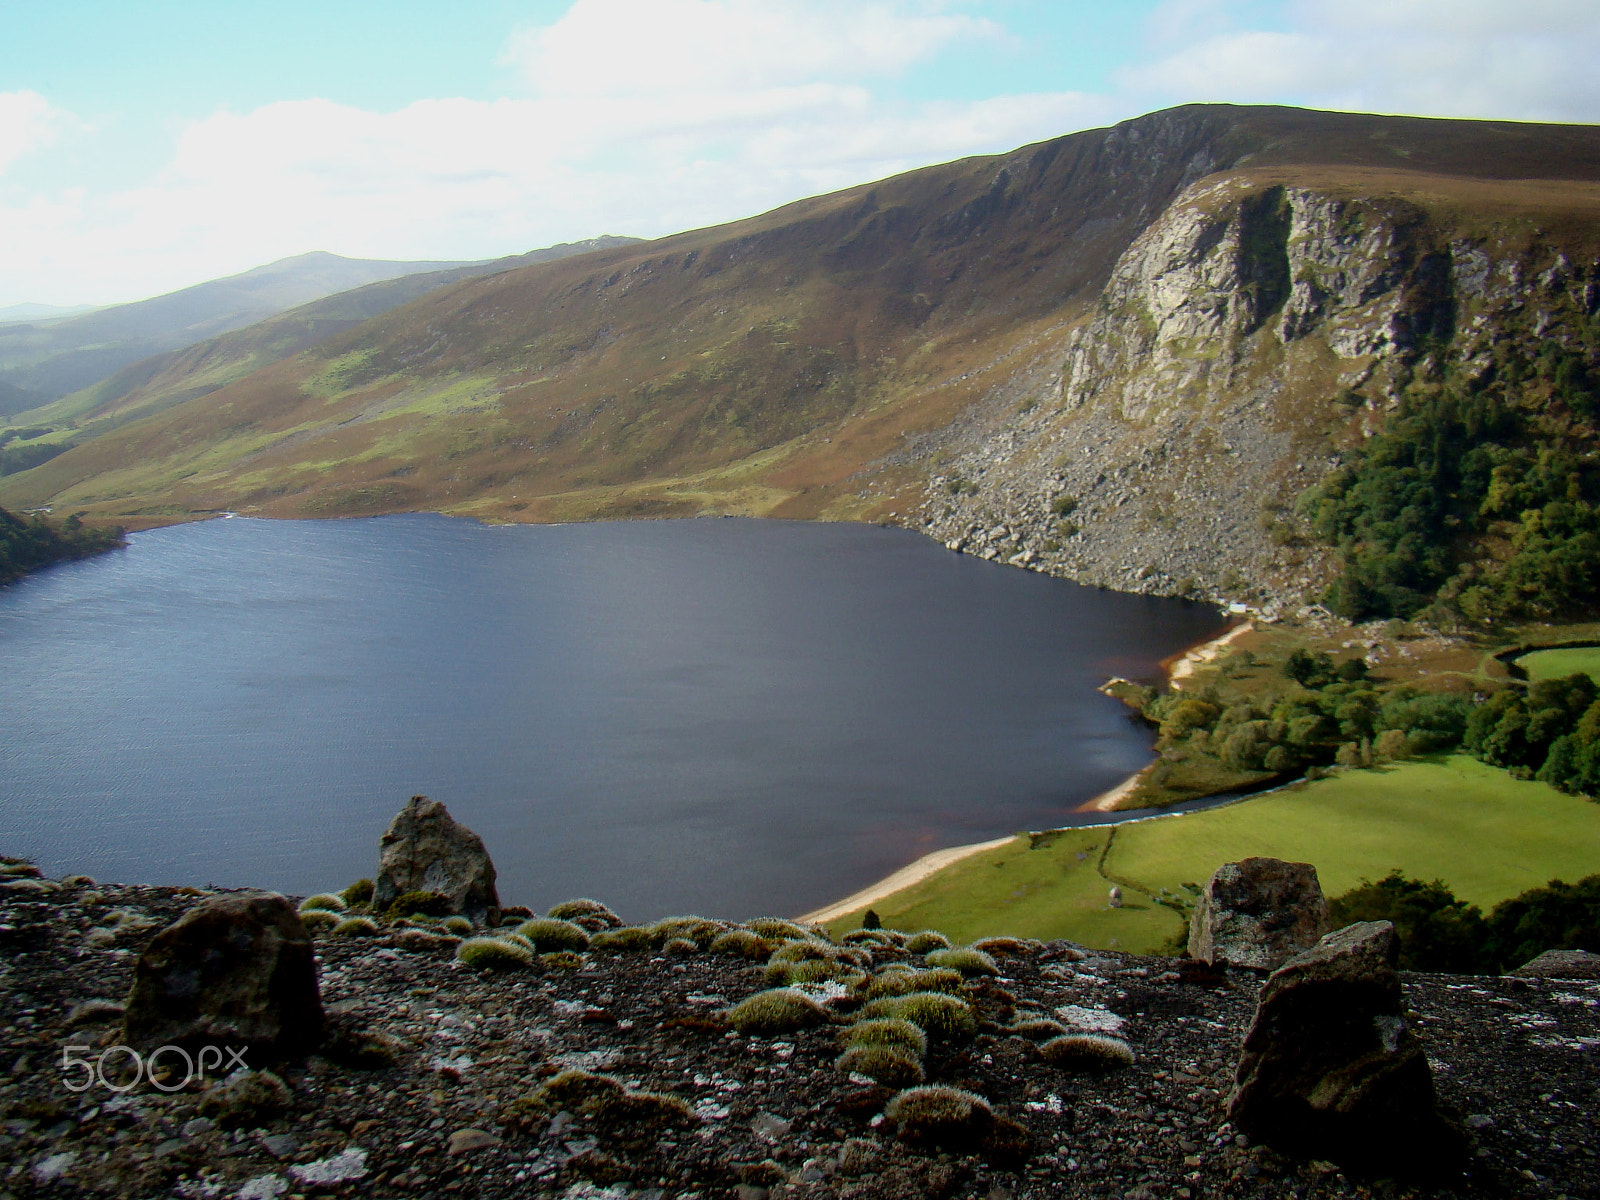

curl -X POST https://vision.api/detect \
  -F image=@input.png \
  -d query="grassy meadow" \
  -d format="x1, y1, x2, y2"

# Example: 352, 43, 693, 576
823, 755, 1600, 953
1518, 645, 1600, 683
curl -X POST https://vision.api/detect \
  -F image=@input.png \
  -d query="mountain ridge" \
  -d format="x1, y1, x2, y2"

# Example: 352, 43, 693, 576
4, 104, 1597, 616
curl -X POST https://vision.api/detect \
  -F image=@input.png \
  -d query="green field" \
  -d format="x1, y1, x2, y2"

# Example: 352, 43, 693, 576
824, 756, 1600, 953
1517, 646, 1600, 683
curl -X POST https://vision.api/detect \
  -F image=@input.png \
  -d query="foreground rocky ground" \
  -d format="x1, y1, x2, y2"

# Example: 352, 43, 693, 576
1, 876, 1597, 1200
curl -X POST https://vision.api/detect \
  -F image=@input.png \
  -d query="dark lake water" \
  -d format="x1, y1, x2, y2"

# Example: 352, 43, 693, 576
0, 515, 1224, 920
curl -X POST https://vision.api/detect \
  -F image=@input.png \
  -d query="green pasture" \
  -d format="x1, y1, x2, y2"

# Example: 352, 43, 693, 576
1517, 646, 1600, 684
824, 756, 1600, 954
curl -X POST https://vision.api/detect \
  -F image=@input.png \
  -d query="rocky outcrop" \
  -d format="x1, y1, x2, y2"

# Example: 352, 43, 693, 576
1187, 857, 1330, 970
922, 175, 1600, 612
1511, 948, 1600, 980
372, 794, 500, 926
121, 892, 323, 1064
1228, 921, 1465, 1178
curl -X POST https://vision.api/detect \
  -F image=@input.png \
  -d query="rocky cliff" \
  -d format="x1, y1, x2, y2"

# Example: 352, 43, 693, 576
922, 172, 1600, 611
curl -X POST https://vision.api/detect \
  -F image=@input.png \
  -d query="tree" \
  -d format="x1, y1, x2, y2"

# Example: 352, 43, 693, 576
1328, 872, 1485, 972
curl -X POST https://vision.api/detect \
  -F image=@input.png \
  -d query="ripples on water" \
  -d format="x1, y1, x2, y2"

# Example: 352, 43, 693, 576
0, 514, 1224, 919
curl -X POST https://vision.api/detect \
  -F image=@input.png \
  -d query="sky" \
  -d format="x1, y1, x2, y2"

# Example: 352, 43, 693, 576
2, 0, 1598, 308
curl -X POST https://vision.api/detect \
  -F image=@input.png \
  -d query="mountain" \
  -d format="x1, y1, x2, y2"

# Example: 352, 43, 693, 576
5, 104, 1598, 617
0, 302, 100, 325
0, 251, 492, 414
1, 238, 642, 451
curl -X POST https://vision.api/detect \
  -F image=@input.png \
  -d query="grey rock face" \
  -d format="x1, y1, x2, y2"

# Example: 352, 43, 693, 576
1187, 857, 1329, 970
1510, 948, 1600, 980
1228, 921, 1464, 1177
372, 795, 500, 926
122, 893, 323, 1064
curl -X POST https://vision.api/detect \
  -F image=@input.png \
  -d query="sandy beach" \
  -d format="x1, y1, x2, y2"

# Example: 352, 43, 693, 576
1165, 619, 1253, 684
794, 835, 1016, 924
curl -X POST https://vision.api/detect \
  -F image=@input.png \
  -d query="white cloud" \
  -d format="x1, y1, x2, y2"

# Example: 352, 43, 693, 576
1127, 0, 1600, 121
0, 91, 72, 176
7, 0, 1600, 307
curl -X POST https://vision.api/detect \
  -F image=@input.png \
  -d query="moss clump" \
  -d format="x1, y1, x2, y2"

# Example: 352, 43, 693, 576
903, 930, 952, 954
541, 950, 585, 970
595, 1090, 697, 1143
341, 879, 375, 905
765, 959, 849, 987
841, 929, 893, 946
709, 929, 775, 959
836, 1044, 924, 1087
841, 1018, 927, 1059
590, 926, 654, 952
390, 889, 452, 918
331, 917, 380, 938
497, 932, 536, 952
299, 893, 347, 914
860, 967, 963, 1000
534, 1070, 626, 1115
1039, 1034, 1135, 1071
861, 993, 977, 1045
546, 898, 622, 928
725, 989, 830, 1035
663, 936, 699, 956
197, 1070, 293, 1129
440, 915, 473, 935
769, 938, 842, 965
1007, 1018, 1069, 1041
972, 936, 1037, 958
298, 909, 340, 932
650, 916, 726, 948
516, 917, 591, 952
924, 947, 1000, 977
884, 1085, 994, 1150
747, 917, 815, 941
456, 936, 535, 972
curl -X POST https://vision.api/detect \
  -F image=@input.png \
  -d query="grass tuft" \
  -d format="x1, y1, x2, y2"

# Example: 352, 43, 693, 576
298, 909, 340, 932
840, 1018, 927, 1058
903, 930, 952, 954
456, 936, 535, 972
591, 926, 655, 952
709, 929, 775, 959
516, 917, 591, 952
440, 915, 473, 936
884, 1085, 994, 1149
299, 893, 347, 914
1038, 1033, 1136, 1070
836, 1044, 924, 1087
331, 917, 380, 938
860, 992, 976, 1044
725, 988, 830, 1035
924, 947, 1000, 977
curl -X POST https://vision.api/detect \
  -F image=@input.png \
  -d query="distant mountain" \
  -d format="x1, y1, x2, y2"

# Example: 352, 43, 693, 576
0, 251, 493, 414
6, 237, 641, 443
0, 303, 100, 325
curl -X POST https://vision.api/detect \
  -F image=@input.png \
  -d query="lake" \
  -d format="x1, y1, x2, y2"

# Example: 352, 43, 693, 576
0, 514, 1224, 920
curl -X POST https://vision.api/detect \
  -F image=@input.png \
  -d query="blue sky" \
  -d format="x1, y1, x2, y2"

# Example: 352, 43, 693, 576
1, 0, 1594, 307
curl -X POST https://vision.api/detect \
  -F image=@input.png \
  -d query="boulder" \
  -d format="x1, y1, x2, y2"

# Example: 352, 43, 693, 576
122, 893, 323, 1065
1188, 857, 1329, 970
1509, 948, 1600, 981
1228, 921, 1464, 1177
372, 795, 499, 926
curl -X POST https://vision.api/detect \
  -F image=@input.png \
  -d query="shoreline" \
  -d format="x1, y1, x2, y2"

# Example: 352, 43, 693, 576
802, 617, 1256, 924
794, 835, 1015, 924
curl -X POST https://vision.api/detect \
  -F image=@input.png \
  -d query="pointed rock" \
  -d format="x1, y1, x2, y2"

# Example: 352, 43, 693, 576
372, 795, 499, 926
1228, 921, 1465, 1178
1188, 856, 1329, 970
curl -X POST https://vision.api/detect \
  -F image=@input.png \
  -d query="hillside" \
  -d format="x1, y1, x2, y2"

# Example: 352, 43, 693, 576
4, 105, 1599, 614
0, 238, 641, 478
0, 251, 485, 414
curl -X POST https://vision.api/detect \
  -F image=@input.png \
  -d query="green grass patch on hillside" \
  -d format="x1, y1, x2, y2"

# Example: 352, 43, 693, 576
825, 756, 1600, 953
1518, 646, 1600, 684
